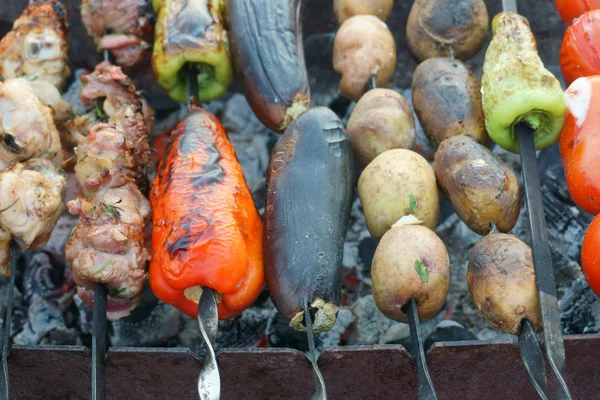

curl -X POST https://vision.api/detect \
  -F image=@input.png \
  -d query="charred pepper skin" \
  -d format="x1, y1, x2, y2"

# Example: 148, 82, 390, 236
227, 0, 311, 132
149, 107, 264, 320
264, 107, 355, 332
152, 0, 233, 103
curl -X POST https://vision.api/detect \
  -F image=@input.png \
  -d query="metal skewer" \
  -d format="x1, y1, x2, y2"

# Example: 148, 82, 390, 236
0, 242, 17, 400
91, 48, 112, 400
518, 319, 548, 400
365, 75, 437, 399
304, 302, 327, 400
197, 288, 220, 400
184, 64, 221, 400
516, 124, 572, 399
406, 299, 438, 400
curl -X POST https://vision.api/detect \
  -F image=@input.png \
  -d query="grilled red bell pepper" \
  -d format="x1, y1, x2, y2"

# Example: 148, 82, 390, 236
555, 0, 600, 24
560, 10, 600, 86
149, 107, 264, 319
559, 76, 600, 215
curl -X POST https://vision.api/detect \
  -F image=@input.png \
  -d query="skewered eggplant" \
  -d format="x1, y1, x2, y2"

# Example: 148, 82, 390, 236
264, 107, 354, 332
153, 0, 233, 103
227, 0, 311, 132
406, 0, 488, 62
150, 107, 264, 320
372, 218, 451, 323
434, 136, 521, 235
482, 12, 566, 154
333, 15, 396, 102
346, 88, 416, 168
412, 58, 489, 148
468, 233, 541, 334
358, 149, 440, 238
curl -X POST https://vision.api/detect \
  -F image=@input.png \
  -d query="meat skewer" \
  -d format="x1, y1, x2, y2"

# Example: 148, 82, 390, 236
81, 0, 154, 68
64, 49, 153, 400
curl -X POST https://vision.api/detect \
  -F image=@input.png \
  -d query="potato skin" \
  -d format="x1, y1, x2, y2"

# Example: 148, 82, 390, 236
372, 225, 451, 323
412, 58, 490, 147
406, 0, 489, 62
333, 0, 394, 23
333, 15, 396, 102
346, 89, 416, 168
467, 233, 541, 335
434, 136, 520, 235
358, 149, 440, 238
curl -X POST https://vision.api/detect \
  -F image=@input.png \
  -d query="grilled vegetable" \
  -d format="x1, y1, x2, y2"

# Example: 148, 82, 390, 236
560, 10, 600, 86
358, 149, 439, 239
152, 0, 233, 103
346, 88, 415, 168
412, 58, 489, 148
333, 0, 394, 23
333, 15, 396, 102
481, 12, 566, 154
559, 77, 600, 215
406, 0, 488, 62
555, 0, 600, 24
227, 0, 310, 132
582, 214, 600, 296
150, 107, 264, 319
264, 107, 354, 332
468, 233, 541, 335
434, 136, 521, 235
372, 218, 451, 323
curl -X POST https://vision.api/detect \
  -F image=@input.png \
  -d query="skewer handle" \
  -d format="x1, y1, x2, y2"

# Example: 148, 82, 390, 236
407, 299, 437, 400
0, 243, 17, 400
518, 319, 549, 400
305, 304, 327, 400
92, 284, 107, 400
517, 126, 572, 400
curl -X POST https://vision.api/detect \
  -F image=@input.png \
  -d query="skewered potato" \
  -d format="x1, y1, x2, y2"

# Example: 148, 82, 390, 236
333, 15, 396, 101
333, 0, 394, 23
358, 149, 439, 239
412, 58, 490, 147
372, 219, 451, 323
434, 136, 521, 235
467, 233, 541, 335
406, 0, 489, 62
346, 88, 416, 168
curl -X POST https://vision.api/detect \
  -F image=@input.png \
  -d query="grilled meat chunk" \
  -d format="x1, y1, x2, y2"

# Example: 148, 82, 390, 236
0, 227, 11, 277
80, 62, 151, 172
0, 0, 70, 90
74, 123, 137, 194
0, 158, 67, 251
28, 80, 72, 126
65, 171, 150, 320
0, 78, 62, 171
81, 0, 153, 68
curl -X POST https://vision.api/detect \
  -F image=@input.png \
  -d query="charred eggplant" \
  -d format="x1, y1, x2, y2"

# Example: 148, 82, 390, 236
227, 0, 311, 132
264, 107, 355, 332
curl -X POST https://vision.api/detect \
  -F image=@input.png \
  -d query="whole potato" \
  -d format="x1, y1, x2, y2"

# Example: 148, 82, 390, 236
346, 89, 416, 168
333, 15, 396, 102
333, 0, 394, 23
467, 233, 541, 335
358, 149, 440, 238
434, 136, 520, 235
406, 0, 489, 62
412, 58, 490, 147
372, 223, 451, 323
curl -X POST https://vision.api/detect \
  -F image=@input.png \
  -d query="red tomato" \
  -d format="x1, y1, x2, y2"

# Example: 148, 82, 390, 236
555, 0, 600, 24
560, 10, 600, 86
559, 76, 600, 215
582, 214, 600, 296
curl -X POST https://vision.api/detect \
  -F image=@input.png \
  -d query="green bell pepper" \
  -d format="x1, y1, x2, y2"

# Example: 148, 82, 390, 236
481, 12, 566, 154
